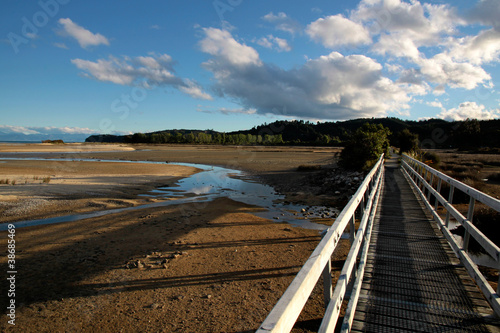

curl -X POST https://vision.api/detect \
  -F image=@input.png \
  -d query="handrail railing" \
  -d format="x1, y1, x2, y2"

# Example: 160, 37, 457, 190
256, 155, 385, 333
401, 154, 500, 316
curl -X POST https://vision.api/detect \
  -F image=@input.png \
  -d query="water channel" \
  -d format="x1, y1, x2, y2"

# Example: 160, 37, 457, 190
0, 157, 338, 232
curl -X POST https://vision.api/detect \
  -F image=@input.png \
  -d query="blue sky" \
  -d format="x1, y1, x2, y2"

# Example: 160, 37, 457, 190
1, 0, 500, 139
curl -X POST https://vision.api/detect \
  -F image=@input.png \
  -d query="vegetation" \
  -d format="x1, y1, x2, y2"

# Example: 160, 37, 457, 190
339, 123, 391, 171
42, 139, 65, 144
398, 128, 419, 154
86, 117, 500, 150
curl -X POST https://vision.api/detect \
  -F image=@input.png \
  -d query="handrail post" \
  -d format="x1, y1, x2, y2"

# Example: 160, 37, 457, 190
463, 197, 475, 252
349, 215, 355, 244
445, 185, 455, 228
435, 178, 442, 210
427, 173, 434, 202
323, 259, 332, 307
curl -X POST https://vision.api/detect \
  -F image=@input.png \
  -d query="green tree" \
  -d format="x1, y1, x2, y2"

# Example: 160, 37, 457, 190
454, 118, 481, 149
398, 128, 419, 154
340, 123, 391, 170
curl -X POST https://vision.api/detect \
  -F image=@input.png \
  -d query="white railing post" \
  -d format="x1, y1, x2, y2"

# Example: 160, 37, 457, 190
400, 154, 500, 317
323, 259, 332, 307
427, 173, 434, 202
445, 185, 455, 228
256, 155, 385, 333
463, 197, 475, 252
435, 178, 442, 210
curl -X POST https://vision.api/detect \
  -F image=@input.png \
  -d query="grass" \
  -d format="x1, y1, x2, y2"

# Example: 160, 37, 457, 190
0, 176, 51, 185
487, 172, 500, 183
452, 207, 500, 253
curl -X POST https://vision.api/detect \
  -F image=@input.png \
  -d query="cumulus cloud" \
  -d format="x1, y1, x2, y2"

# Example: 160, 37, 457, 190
71, 53, 212, 100
199, 28, 261, 66
448, 28, 500, 65
261, 12, 301, 35
417, 53, 491, 90
344, 0, 496, 92
58, 18, 110, 49
468, 0, 500, 30
255, 35, 291, 52
437, 101, 500, 121
306, 15, 371, 47
199, 28, 417, 120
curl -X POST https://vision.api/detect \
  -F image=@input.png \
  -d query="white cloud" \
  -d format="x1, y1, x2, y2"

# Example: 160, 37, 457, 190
199, 28, 261, 66
198, 107, 257, 115
417, 53, 491, 90
179, 79, 213, 100
261, 12, 301, 35
468, 0, 500, 29
58, 18, 110, 49
427, 100, 445, 110
306, 15, 371, 47
71, 53, 212, 100
437, 101, 500, 121
53, 42, 68, 49
255, 35, 291, 52
200, 29, 418, 120
0, 125, 40, 135
448, 28, 500, 65
0, 125, 98, 135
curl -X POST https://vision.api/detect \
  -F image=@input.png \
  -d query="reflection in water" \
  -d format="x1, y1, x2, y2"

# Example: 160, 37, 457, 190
0, 159, 338, 232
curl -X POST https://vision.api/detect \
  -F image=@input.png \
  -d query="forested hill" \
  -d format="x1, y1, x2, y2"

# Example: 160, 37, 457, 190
86, 117, 500, 149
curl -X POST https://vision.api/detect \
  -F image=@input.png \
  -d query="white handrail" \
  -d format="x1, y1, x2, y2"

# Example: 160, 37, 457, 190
256, 155, 385, 333
401, 154, 500, 316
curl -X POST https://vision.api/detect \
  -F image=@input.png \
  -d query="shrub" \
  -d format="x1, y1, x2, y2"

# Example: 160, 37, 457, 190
340, 123, 391, 171
421, 151, 440, 168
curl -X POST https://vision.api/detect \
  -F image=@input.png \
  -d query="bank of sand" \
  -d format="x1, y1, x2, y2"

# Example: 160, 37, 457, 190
0, 144, 349, 332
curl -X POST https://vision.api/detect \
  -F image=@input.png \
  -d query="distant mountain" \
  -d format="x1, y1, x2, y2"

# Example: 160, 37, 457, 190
0, 133, 92, 143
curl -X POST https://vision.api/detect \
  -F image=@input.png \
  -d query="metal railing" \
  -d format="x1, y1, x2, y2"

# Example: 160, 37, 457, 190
401, 154, 500, 316
256, 155, 384, 333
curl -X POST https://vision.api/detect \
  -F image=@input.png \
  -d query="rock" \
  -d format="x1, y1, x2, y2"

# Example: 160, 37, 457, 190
173, 295, 185, 300
301, 208, 306, 213
136, 260, 144, 269
284, 228, 292, 232
149, 303, 160, 309
203, 294, 212, 299
273, 217, 279, 220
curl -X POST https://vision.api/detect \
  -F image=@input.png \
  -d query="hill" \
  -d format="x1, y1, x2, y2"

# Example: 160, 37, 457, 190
85, 118, 500, 149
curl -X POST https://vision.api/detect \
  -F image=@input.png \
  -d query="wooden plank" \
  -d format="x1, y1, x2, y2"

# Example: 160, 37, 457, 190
401, 165, 500, 317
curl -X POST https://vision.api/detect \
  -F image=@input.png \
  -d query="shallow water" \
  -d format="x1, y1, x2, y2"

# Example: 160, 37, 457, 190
0, 158, 338, 231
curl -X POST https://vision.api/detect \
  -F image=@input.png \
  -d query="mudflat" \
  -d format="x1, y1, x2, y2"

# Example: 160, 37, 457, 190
0, 144, 348, 332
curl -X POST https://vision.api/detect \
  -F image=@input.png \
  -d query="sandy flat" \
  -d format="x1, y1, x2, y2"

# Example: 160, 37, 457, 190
0, 143, 135, 153
0, 144, 347, 332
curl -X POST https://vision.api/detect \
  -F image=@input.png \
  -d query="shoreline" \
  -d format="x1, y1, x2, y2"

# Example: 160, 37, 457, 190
0, 144, 348, 332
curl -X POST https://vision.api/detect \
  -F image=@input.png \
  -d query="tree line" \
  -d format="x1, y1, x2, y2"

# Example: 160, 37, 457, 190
86, 117, 500, 149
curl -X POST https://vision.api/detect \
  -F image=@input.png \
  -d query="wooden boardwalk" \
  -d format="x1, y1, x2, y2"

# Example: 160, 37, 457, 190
351, 160, 500, 332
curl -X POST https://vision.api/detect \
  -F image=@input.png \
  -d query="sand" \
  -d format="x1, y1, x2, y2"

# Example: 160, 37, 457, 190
0, 144, 348, 332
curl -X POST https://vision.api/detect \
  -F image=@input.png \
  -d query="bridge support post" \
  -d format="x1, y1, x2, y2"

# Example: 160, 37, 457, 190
463, 197, 475, 252
323, 259, 332, 307
445, 185, 455, 228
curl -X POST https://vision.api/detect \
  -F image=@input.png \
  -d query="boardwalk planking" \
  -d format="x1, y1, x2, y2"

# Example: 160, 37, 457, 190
351, 159, 500, 332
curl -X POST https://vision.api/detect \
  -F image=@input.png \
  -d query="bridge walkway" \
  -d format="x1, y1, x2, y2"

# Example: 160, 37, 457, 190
351, 159, 500, 332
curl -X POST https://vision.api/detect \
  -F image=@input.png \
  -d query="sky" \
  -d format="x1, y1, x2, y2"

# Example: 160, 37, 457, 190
1, 0, 500, 139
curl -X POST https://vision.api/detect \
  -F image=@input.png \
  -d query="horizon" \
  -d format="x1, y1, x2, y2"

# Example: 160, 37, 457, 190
1, 0, 500, 140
